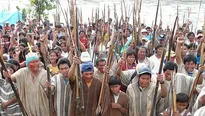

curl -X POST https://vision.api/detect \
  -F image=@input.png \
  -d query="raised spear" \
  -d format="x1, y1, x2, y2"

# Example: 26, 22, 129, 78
150, 45, 166, 116
171, 69, 177, 113
0, 53, 28, 116
151, 0, 160, 55
71, 0, 85, 113
167, 16, 178, 61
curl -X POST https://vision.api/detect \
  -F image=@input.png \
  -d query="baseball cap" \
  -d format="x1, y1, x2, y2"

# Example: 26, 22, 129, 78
141, 29, 148, 33
159, 34, 166, 41
137, 63, 151, 75
81, 62, 94, 72
166, 51, 176, 57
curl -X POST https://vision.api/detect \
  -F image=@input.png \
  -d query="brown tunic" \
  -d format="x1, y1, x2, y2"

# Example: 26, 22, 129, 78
108, 91, 129, 116
70, 77, 102, 116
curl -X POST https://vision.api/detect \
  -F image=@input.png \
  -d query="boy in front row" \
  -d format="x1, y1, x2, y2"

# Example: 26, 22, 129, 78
160, 93, 191, 116
108, 76, 129, 116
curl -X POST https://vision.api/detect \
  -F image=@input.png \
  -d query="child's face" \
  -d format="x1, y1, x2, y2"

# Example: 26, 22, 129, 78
176, 102, 188, 113
110, 85, 121, 95
189, 47, 196, 55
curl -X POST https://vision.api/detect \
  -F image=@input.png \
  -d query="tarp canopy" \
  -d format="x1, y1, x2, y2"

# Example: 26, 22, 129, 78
0, 11, 22, 26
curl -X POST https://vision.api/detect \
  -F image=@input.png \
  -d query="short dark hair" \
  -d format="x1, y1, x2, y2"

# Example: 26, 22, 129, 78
1, 63, 15, 79
96, 58, 106, 66
197, 30, 203, 35
183, 43, 189, 49
183, 54, 197, 64
108, 76, 121, 86
188, 43, 197, 49
55, 24, 62, 28
146, 27, 151, 30
8, 59, 20, 71
163, 61, 178, 72
155, 44, 163, 51
126, 49, 136, 58
19, 32, 26, 37
176, 93, 189, 103
49, 50, 58, 63
187, 32, 195, 38
57, 58, 71, 68
59, 36, 65, 40
79, 30, 85, 35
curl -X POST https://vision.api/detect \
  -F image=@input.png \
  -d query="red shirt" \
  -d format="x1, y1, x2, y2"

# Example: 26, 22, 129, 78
80, 37, 89, 49
121, 62, 136, 71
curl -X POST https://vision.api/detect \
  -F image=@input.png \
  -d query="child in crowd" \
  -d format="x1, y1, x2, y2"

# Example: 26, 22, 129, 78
108, 76, 129, 116
160, 93, 191, 116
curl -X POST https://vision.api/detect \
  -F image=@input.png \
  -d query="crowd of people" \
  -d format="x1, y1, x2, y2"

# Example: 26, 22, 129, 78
0, 15, 204, 116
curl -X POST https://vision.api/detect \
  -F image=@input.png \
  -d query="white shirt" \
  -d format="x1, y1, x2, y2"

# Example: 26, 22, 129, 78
113, 92, 120, 103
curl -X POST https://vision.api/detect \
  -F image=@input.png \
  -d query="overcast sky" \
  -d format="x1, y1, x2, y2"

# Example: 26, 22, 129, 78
0, 0, 29, 12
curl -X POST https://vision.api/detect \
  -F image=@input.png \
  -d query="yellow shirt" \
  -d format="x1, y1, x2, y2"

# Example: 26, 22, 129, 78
50, 65, 59, 76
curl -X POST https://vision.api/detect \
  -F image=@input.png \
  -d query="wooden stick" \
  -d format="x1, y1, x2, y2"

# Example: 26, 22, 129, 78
151, 0, 160, 55
167, 16, 178, 61
150, 45, 166, 116
0, 55, 28, 116
171, 69, 177, 112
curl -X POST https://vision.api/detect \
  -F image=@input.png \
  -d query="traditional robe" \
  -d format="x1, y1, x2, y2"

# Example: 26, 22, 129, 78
70, 77, 110, 116
177, 62, 198, 78
108, 91, 129, 116
120, 69, 137, 87
11, 67, 49, 116
194, 106, 205, 116
192, 87, 205, 115
51, 73, 72, 116
127, 82, 161, 116
157, 73, 194, 114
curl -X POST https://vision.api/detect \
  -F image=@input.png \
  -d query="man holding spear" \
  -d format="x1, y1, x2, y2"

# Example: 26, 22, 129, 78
3, 49, 51, 116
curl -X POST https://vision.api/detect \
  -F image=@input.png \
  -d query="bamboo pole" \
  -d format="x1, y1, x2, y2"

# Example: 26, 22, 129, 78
151, 0, 160, 55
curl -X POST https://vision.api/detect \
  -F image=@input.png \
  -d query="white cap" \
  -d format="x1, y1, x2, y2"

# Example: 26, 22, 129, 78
81, 51, 91, 62
141, 29, 148, 33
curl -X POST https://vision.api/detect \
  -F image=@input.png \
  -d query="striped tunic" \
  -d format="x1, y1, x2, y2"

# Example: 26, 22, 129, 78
51, 74, 72, 116
0, 79, 22, 116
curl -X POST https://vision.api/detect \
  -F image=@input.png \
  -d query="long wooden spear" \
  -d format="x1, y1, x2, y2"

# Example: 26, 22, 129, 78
150, 45, 166, 116
97, 25, 116, 116
167, 16, 178, 61
71, 0, 85, 113
0, 55, 28, 116
137, 0, 142, 47
39, 33, 52, 116
151, 0, 160, 55
171, 69, 177, 113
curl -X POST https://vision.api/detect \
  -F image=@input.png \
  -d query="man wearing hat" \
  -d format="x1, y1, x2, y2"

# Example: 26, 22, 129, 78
158, 34, 166, 46
69, 61, 109, 116
165, 50, 176, 62
127, 64, 167, 116
4, 52, 50, 116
